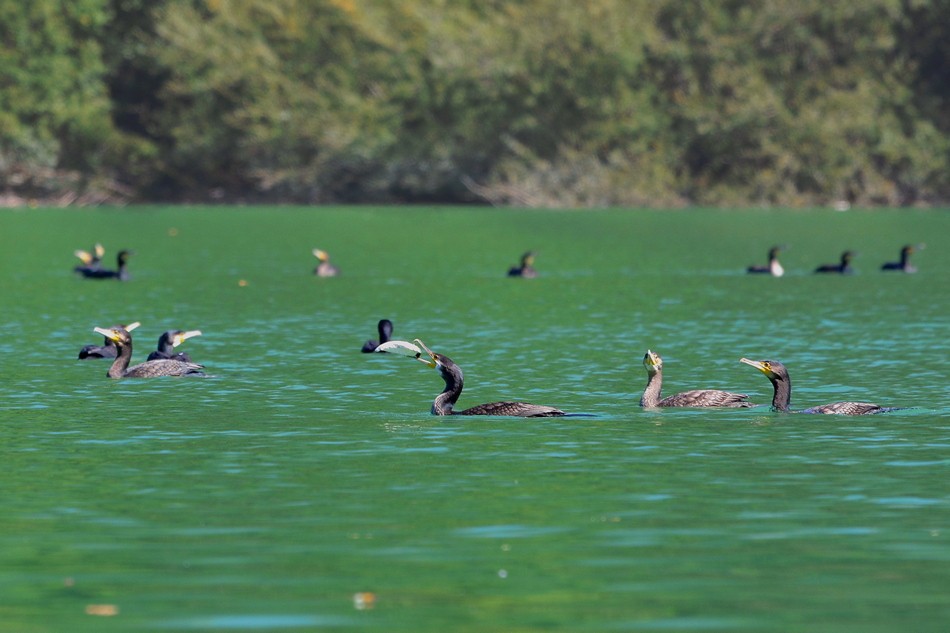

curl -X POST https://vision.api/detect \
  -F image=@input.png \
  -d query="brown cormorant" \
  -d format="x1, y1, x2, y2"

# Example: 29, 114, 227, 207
313, 249, 340, 277
507, 251, 538, 278
361, 319, 394, 353
814, 251, 855, 274
78, 321, 141, 359
881, 244, 920, 273
641, 350, 755, 408
78, 250, 132, 280
146, 329, 202, 362
93, 326, 204, 378
747, 246, 785, 277
410, 339, 565, 416
739, 358, 899, 415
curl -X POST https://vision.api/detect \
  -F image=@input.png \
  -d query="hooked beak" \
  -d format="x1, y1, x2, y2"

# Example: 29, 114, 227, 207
172, 330, 202, 347
94, 326, 120, 342
643, 349, 661, 369
413, 338, 438, 368
739, 357, 769, 375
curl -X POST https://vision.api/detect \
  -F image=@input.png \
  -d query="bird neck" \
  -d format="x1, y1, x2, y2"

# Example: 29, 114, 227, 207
433, 367, 463, 416
107, 342, 133, 378
157, 335, 174, 355
770, 377, 792, 412
640, 370, 662, 407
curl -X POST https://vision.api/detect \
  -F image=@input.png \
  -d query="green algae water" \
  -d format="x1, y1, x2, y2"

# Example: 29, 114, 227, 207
1, 206, 949, 632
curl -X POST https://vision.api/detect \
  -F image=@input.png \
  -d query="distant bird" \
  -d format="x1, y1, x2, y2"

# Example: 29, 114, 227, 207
814, 250, 855, 274
77, 249, 132, 280
881, 244, 921, 273
640, 350, 755, 408
361, 319, 394, 353
313, 249, 340, 277
73, 243, 105, 274
739, 358, 901, 415
507, 251, 538, 278
146, 329, 203, 362
92, 325, 204, 378
747, 245, 785, 277
78, 321, 141, 359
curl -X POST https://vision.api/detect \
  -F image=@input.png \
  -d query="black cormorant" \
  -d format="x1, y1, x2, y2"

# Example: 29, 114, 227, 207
78, 250, 132, 280
641, 350, 755, 408
146, 329, 203, 362
507, 252, 538, 278
313, 249, 340, 277
93, 326, 204, 378
361, 319, 394, 353
881, 244, 920, 273
78, 321, 141, 359
739, 358, 899, 415
814, 251, 855, 274
747, 246, 785, 277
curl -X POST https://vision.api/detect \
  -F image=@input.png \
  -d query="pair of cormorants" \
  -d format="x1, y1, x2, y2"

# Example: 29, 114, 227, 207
74, 245, 133, 280
80, 326, 202, 362
85, 326, 204, 378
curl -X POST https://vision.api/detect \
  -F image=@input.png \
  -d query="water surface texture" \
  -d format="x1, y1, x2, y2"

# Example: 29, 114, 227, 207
2, 207, 949, 631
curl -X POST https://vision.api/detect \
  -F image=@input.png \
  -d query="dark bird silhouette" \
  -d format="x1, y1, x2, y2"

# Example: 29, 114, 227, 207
739, 358, 901, 415
814, 251, 855, 274
313, 248, 340, 277
640, 350, 755, 408
78, 321, 141, 359
93, 326, 204, 378
361, 319, 394, 353
881, 244, 921, 273
747, 245, 785, 277
507, 251, 538, 278
78, 250, 132, 280
146, 329, 203, 362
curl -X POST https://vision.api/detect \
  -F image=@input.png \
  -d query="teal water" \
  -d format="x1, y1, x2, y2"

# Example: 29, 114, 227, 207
1, 206, 949, 632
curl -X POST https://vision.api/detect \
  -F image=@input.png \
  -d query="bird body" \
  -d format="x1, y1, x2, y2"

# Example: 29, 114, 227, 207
641, 350, 754, 408
739, 358, 894, 415
881, 245, 918, 273
93, 326, 204, 378
361, 319, 394, 353
815, 251, 855, 274
78, 250, 132, 280
146, 329, 202, 362
313, 249, 340, 277
508, 252, 538, 278
747, 246, 784, 277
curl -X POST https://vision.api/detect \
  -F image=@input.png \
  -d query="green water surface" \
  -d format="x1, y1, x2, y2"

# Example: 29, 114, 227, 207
1, 206, 949, 632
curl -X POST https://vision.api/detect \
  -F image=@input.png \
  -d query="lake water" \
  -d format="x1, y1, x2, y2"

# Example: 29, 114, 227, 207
1, 206, 949, 631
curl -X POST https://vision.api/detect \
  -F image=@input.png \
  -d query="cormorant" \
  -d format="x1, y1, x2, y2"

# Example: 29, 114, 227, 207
78, 250, 132, 280
739, 358, 898, 415
747, 246, 785, 277
641, 350, 755, 408
814, 251, 855, 274
146, 329, 202, 362
361, 319, 394, 353
313, 249, 339, 277
73, 243, 105, 274
406, 339, 565, 416
881, 244, 920, 273
92, 326, 204, 378
78, 321, 141, 359
507, 251, 538, 278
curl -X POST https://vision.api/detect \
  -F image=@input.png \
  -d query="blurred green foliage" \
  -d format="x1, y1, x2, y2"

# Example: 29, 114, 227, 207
1, 0, 949, 207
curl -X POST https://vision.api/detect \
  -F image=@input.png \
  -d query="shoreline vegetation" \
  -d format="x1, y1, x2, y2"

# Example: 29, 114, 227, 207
3, 1, 950, 209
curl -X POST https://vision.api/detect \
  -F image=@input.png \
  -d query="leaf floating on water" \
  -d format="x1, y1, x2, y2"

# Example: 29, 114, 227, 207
85, 604, 119, 616
374, 340, 422, 357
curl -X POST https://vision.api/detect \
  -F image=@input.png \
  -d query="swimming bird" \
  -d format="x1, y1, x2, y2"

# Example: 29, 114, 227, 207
739, 358, 897, 415
146, 329, 203, 362
747, 245, 785, 277
92, 325, 204, 378
78, 250, 132, 280
507, 251, 538, 278
881, 244, 921, 273
313, 249, 339, 277
640, 350, 755, 408
73, 243, 105, 274
814, 251, 855, 274
361, 319, 394, 353
78, 321, 141, 359
403, 339, 565, 416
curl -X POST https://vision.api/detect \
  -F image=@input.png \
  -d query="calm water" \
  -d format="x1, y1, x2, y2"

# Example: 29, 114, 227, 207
1, 206, 949, 632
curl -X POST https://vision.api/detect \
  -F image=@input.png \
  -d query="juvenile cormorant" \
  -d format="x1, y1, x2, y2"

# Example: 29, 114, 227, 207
78, 321, 141, 359
73, 243, 105, 274
747, 246, 785, 277
641, 350, 755, 408
739, 358, 898, 415
93, 326, 204, 378
881, 244, 920, 273
507, 251, 538, 278
79, 250, 132, 280
814, 251, 855, 274
313, 249, 340, 277
411, 339, 565, 416
361, 319, 394, 353
146, 329, 202, 362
